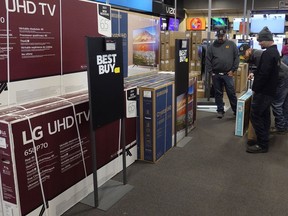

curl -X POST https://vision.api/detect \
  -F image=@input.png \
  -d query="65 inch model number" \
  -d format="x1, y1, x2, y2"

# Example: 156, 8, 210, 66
24, 142, 48, 156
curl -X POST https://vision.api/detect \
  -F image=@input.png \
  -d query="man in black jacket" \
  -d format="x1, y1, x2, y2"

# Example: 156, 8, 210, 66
246, 27, 280, 153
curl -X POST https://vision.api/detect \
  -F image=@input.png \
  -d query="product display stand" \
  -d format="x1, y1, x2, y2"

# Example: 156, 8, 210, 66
174, 39, 192, 148
82, 36, 133, 211
81, 118, 133, 211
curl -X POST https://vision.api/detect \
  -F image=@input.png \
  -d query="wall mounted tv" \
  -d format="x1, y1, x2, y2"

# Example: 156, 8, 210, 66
250, 14, 285, 33
160, 17, 168, 31
186, 17, 206, 30
233, 18, 249, 31
211, 17, 229, 30
168, 18, 179, 31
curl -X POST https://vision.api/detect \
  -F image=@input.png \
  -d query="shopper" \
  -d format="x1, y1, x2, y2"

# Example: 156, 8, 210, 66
205, 28, 239, 119
241, 44, 288, 146
281, 40, 288, 66
245, 27, 280, 153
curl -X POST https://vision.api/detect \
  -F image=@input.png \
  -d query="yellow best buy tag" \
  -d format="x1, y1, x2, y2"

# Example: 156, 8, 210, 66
114, 67, 120, 73
185, 58, 188, 62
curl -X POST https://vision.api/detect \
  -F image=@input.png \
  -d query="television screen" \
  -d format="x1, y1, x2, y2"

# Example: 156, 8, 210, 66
233, 18, 249, 31
160, 17, 168, 31
211, 17, 228, 30
250, 14, 285, 33
168, 18, 179, 31
132, 26, 158, 66
186, 17, 206, 30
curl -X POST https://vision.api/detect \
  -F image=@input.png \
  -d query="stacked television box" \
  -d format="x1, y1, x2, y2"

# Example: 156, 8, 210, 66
0, 91, 137, 216
124, 73, 175, 161
160, 31, 190, 71
138, 79, 174, 163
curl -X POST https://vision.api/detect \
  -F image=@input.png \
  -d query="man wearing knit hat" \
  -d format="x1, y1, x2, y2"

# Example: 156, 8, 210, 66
246, 26, 280, 153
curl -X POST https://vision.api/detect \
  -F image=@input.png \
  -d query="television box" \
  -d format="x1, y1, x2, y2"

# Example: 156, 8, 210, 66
0, 93, 137, 215
139, 81, 174, 162
235, 90, 253, 136
0, 97, 93, 216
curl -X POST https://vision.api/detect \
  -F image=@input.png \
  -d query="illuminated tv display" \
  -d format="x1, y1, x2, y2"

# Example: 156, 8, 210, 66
168, 18, 179, 31
160, 17, 168, 31
132, 26, 158, 66
186, 17, 206, 30
250, 14, 285, 33
233, 18, 249, 31
211, 17, 229, 30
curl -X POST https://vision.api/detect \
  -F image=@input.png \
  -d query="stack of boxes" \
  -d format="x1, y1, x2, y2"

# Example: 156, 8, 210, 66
125, 73, 175, 163
190, 31, 202, 75
160, 31, 190, 71
0, 90, 137, 216
189, 31, 205, 98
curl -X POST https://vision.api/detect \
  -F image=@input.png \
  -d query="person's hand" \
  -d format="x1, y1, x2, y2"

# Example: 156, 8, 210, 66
227, 71, 234, 77
248, 73, 254, 80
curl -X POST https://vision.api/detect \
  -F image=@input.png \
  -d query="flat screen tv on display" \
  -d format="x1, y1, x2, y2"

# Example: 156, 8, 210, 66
211, 17, 229, 30
186, 17, 206, 30
160, 17, 168, 31
250, 14, 285, 33
168, 18, 179, 31
233, 18, 249, 31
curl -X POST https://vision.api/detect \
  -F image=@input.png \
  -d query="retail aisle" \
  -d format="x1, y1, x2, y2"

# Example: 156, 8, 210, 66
63, 110, 288, 216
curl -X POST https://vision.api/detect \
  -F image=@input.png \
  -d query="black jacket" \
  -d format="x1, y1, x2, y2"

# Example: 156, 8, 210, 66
252, 45, 280, 97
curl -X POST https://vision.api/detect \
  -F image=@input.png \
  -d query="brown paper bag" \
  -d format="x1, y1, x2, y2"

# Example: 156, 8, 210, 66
247, 120, 257, 141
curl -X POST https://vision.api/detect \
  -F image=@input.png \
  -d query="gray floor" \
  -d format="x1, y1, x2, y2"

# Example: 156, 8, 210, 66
63, 110, 288, 216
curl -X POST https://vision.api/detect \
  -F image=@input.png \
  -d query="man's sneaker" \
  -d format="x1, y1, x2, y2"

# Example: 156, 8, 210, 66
270, 127, 288, 135
217, 112, 224, 119
246, 144, 268, 153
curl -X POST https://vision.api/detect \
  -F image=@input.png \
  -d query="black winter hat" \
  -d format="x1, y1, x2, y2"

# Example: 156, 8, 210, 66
257, 26, 273, 42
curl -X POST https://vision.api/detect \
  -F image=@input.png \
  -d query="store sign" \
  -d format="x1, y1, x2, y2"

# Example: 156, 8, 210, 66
86, 37, 124, 129
165, 6, 175, 15
97, 3, 111, 37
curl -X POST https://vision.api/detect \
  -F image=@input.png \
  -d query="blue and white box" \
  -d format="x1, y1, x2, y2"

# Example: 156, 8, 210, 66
235, 89, 253, 136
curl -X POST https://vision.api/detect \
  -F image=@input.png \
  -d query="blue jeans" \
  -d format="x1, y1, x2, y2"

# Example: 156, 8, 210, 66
250, 93, 273, 149
271, 78, 288, 130
212, 74, 237, 113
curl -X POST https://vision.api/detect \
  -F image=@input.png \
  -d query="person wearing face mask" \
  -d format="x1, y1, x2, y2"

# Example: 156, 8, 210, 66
205, 27, 239, 119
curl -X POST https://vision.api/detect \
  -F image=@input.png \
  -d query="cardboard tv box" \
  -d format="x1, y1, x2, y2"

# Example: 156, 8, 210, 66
0, 92, 137, 216
235, 90, 253, 136
0, 96, 93, 216
139, 80, 174, 162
